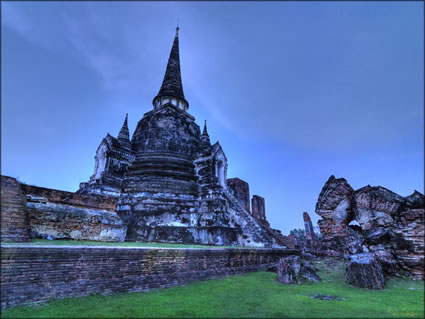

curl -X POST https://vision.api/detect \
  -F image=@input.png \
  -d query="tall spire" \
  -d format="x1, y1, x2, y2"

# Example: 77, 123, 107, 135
153, 27, 189, 110
118, 113, 130, 142
202, 120, 209, 136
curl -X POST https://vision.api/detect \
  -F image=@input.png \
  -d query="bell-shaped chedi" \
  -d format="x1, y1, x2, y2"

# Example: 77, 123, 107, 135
113, 28, 275, 247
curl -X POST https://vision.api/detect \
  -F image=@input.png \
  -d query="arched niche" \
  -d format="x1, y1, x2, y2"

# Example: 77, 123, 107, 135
213, 149, 227, 189
94, 146, 107, 180
217, 160, 225, 187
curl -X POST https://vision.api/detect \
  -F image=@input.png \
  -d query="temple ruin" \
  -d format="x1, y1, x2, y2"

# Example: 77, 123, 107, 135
1, 27, 285, 248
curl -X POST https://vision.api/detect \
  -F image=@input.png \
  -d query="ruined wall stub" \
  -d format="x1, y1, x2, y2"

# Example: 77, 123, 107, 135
227, 178, 250, 213
252, 195, 266, 220
303, 212, 317, 249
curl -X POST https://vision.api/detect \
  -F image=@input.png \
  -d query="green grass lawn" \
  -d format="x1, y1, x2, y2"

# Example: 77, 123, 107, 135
2, 259, 424, 318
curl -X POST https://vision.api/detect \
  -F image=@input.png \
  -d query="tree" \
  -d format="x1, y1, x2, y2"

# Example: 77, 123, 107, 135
289, 228, 306, 241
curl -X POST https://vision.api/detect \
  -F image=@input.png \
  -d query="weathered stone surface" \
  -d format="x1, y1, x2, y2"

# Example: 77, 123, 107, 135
345, 253, 385, 289
1, 176, 30, 242
0, 246, 297, 308
315, 175, 424, 280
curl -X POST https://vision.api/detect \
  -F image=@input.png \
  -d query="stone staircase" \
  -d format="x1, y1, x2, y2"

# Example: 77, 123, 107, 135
223, 188, 273, 247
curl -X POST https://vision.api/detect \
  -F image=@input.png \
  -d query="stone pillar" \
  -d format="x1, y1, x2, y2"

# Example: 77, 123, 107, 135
251, 195, 266, 220
1, 176, 30, 242
226, 178, 250, 212
303, 212, 316, 249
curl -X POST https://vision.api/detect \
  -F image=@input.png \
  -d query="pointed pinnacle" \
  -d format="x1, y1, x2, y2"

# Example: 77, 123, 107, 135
123, 113, 128, 127
202, 120, 208, 136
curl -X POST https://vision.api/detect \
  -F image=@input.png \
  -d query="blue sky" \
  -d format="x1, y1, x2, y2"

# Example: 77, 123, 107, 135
2, 2, 423, 235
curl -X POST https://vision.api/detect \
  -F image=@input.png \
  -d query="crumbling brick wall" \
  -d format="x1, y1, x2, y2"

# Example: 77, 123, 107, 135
1, 176, 30, 242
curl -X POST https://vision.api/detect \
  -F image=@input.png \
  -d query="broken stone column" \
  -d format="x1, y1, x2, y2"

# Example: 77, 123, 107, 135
345, 253, 385, 289
303, 212, 317, 249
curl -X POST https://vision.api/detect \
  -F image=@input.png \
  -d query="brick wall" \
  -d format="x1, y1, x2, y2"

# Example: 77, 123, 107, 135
1, 246, 298, 308
1, 176, 30, 242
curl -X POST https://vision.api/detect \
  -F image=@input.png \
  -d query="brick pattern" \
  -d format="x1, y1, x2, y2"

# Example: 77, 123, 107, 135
1, 176, 30, 242
0, 246, 298, 308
